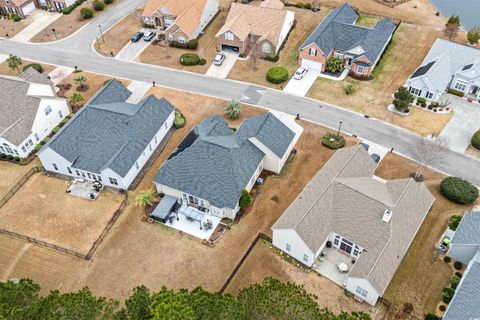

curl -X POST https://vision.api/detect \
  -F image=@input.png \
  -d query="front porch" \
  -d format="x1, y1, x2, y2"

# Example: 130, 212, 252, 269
313, 246, 354, 286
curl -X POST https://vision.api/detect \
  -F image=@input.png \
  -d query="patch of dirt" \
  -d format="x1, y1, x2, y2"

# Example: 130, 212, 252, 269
0, 17, 32, 38
0, 59, 55, 77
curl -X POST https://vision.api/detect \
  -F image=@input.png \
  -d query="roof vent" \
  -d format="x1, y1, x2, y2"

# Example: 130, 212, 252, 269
124, 120, 128, 125
382, 209, 392, 223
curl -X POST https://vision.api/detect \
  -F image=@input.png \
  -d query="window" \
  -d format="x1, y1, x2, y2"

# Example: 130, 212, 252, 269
334, 235, 340, 246
135, 162, 139, 170
22, 146, 27, 153
261, 42, 271, 53
188, 195, 199, 205
14, 150, 19, 155
224, 32, 234, 41
454, 80, 468, 92
91, 174, 96, 180
353, 245, 361, 257
87, 173, 92, 179
334, 50, 343, 59
286, 243, 291, 252
34, 133, 39, 141
58, 110, 63, 119
97, 176, 102, 182
178, 36, 186, 44
303, 254, 309, 263
67, 167, 72, 174
308, 48, 317, 56
81, 171, 86, 178
409, 86, 422, 96
75, 170, 80, 176
53, 163, 58, 171
0, 146, 5, 153
109, 177, 118, 185
426, 92, 434, 99
356, 65, 366, 74
44, 106, 52, 116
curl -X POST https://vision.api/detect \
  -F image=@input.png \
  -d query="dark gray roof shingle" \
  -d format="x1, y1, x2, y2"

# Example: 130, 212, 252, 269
451, 211, 480, 245
44, 80, 175, 177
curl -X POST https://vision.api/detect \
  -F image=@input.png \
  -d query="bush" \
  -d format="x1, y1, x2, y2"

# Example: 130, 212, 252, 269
438, 305, 446, 312
80, 7, 93, 19
180, 53, 205, 66
326, 57, 344, 73
174, 111, 185, 129
455, 272, 462, 278
440, 177, 479, 204
104, 0, 113, 4
43, 137, 50, 143
304, 3, 312, 9
62, 4, 77, 14
443, 256, 451, 263
417, 97, 426, 105
92, 0, 104, 11
75, 0, 84, 5
453, 261, 463, 270
393, 87, 414, 112
471, 129, 480, 150
321, 132, 346, 149
23, 63, 43, 73
447, 88, 464, 97
12, 15, 21, 22
295, 2, 304, 8
449, 215, 462, 231
266, 67, 288, 84
344, 82, 354, 95
239, 189, 252, 209
450, 274, 461, 289
467, 27, 480, 44
442, 287, 455, 303
187, 39, 198, 49
425, 313, 441, 320
262, 55, 279, 62
33, 144, 44, 153
52, 127, 61, 134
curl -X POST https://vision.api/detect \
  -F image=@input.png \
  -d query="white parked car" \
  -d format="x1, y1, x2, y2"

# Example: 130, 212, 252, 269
214, 52, 226, 66
293, 67, 308, 80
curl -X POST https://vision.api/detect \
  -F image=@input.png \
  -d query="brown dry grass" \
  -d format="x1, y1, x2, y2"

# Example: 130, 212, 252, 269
94, 7, 143, 56
228, 6, 330, 89
307, 23, 453, 136
137, 11, 228, 74
465, 145, 480, 159
0, 17, 31, 38
225, 240, 372, 315
0, 173, 124, 253
0, 158, 40, 198
30, 0, 114, 43
376, 153, 479, 319
58, 70, 130, 102
0, 59, 55, 76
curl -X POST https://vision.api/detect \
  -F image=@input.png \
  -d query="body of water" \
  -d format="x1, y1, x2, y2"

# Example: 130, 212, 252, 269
430, 0, 480, 30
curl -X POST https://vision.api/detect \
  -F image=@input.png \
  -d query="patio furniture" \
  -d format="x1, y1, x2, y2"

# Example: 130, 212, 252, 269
337, 262, 349, 273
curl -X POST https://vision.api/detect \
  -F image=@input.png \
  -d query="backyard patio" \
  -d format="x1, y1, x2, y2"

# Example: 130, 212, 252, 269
66, 179, 103, 200
313, 246, 354, 286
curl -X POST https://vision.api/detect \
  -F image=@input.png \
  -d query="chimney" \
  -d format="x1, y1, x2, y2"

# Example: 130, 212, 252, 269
382, 209, 392, 223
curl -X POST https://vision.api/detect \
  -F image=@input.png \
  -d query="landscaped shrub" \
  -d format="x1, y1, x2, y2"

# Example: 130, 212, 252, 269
443, 256, 451, 263
239, 189, 252, 208
179, 53, 205, 66
104, 0, 113, 4
261, 55, 279, 62
52, 126, 61, 134
174, 111, 185, 129
43, 137, 50, 143
455, 272, 462, 278
442, 287, 455, 303
23, 63, 43, 73
75, 0, 84, 5
295, 2, 305, 8
169, 39, 198, 50
80, 7, 93, 19
447, 88, 464, 97
471, 129, 480, 150
426, 313, 441, 320
344, 82, 354, 95
439, 305, 446, 312
12, 15, 21, 22
266, 67, 288, 84
14, 156, 20, 162
326, 57, 344, 73
449, 215, 462, 231
393, 87, 414, 112
416, 97, 426, 105
304, 3, 312, 9
450, 274, 461, 289
321, 132, 346, 149
33, 144, 44, 153
224, 100, 242, 120
440, 177, 479, 205
92, 0, 105, 11
62, 4, 77, 14
453, 261, 463, 270
187, 39, 198, 49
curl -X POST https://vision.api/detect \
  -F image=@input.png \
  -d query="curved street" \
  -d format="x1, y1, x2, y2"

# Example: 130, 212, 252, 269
1, 0, 479, 185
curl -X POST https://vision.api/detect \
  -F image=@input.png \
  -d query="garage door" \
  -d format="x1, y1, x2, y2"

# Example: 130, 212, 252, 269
301, 59, 322, 71
222, 44, 239, 52
22, 1, 36, 15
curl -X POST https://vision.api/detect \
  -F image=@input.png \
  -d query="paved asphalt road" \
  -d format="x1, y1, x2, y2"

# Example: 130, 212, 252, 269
1, 0, 479, 186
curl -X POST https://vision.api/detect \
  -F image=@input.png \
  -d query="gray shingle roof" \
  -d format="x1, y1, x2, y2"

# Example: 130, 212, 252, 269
272, 145, 435, 294
300, 3, 396, 65
443, 258, 480, 320
236, 112, 295, 158
154, 112, 296, 209
18, 67, 54, 86
43, 80, 175, 177
451, 211, 480, 245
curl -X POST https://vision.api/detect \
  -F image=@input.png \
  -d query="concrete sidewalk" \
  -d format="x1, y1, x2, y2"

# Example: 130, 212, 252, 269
12, 10, 61, 42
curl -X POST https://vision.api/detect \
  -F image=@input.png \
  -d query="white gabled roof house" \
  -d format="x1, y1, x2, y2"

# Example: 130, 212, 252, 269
405, 38, 480, 102
0, 68, 69, 159
272, 145, 435, 306
38, 80, 175, 190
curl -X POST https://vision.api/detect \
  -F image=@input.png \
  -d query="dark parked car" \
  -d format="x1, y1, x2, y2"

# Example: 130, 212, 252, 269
131, 31, 144, 42
143, 31, 156, 41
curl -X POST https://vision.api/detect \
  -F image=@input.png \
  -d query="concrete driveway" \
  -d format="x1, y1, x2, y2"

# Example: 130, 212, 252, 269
205, 51, 238, 79
12, 10, 61, 42
115, 29, 151, 61
283, 69, 320, 96
439, 95, 480, 153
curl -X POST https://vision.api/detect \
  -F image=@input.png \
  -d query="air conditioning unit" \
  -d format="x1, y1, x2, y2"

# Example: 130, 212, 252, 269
382, 209, 393, 223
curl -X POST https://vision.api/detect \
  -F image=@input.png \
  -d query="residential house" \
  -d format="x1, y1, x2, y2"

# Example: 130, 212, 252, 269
38, 80, 175, 190
215, 0, 295, 56
298, 3, 396, 77
271, 145, 435, 306
154, 111, 303, 221
444, 211, 480, 319
405, 38, 480, 102
0, 0, 74, 17
0, 68, 69, 158
142, 0, 219, 43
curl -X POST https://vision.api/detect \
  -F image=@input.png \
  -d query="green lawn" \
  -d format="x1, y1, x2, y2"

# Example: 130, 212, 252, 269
355, 15, 380, 28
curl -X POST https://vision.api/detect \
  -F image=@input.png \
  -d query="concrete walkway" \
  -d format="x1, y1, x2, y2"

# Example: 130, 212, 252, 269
205, 51, 238, 79
439, 95, 480, 153
48, 66, 74, 85
12, 10, 61, 42
317, 68, 349, 81
115, 28, 151, 61
0, 54, 7, 64
283, 69, 320, 96
126, 81, 152, 103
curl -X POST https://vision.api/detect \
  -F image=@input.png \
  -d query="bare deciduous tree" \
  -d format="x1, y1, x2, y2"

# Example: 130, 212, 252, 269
444, 23, 459, 40
406, 136, 448, 181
